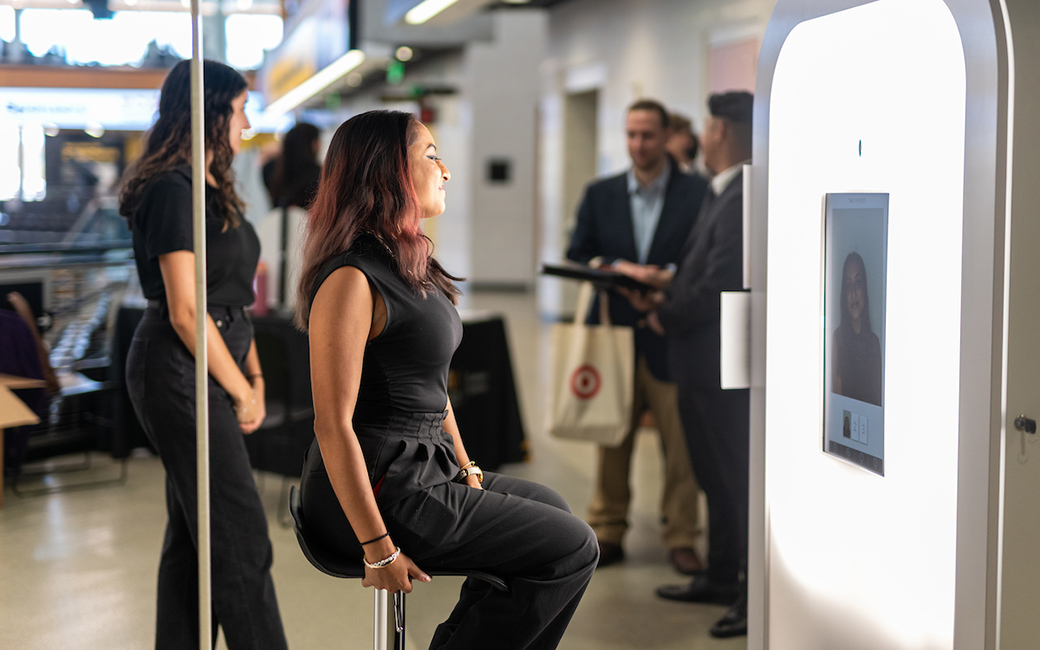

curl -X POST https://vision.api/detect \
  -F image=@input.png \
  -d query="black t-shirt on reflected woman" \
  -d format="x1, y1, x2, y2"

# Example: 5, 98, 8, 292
131, 166, 260, 307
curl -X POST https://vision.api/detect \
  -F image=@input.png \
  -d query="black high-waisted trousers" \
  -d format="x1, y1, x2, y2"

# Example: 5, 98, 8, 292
301, 439, 599, 650
127, 305, 288, 650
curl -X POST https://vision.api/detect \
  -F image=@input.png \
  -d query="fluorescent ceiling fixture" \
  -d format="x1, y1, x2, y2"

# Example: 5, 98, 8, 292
404, 0, 459, 25
263, 49, 366, 118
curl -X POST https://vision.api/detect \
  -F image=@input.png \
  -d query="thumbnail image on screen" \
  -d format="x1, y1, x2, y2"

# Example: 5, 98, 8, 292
822, 193, 888, 476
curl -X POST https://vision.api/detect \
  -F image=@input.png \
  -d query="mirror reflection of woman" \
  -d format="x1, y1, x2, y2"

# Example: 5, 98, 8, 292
119, 59, 288, 649
832, 252, 882, 407
121, 58, 289, 644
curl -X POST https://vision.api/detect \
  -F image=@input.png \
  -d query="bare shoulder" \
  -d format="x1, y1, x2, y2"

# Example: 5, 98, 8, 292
310, 265, 390, 343
312, 266, 372, 317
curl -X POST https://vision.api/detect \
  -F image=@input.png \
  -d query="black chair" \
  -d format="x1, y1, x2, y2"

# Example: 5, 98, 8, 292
245, 315, 314, 521
287, 485, 508, 650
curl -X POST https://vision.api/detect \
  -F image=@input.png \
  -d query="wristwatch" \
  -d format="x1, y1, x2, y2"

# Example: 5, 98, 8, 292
455, 464, 484, 484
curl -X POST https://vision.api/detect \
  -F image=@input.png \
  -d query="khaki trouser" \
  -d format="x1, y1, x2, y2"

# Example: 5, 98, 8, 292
586, 355, 702, 549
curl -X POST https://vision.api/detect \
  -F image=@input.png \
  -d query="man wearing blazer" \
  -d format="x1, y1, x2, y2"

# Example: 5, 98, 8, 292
626, 92, 753, 639
566, 99, 708, 575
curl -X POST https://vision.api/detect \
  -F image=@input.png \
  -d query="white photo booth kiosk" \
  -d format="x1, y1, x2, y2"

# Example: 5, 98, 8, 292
749, 0, 1040, 647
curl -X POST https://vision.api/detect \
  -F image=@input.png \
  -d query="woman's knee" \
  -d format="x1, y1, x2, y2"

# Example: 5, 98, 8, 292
573, 518, 599, 569
548, 513, 599, 575
484, 473, 574, 513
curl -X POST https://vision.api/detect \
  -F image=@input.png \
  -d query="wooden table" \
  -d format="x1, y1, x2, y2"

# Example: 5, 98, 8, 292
0, 374, 47, 507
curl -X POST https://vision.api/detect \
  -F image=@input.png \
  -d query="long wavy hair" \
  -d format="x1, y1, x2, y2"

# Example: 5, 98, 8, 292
295, 110, 462, 330
119, 59, 248, 229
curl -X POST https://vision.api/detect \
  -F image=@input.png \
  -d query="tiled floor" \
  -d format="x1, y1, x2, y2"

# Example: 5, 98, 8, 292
0, 290, 745, 650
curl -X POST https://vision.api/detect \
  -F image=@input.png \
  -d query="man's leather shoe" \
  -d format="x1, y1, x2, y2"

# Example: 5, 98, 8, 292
710, 594, 747, 638
655, 575, 740, 605
596, 541, 624, 568
668, 546, 704, 575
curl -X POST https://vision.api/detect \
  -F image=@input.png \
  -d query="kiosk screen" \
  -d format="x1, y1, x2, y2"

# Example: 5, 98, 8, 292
823, 193, 888, 476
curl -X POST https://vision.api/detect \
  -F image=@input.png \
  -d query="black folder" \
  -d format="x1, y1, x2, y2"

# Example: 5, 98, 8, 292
540, 262, 655, 292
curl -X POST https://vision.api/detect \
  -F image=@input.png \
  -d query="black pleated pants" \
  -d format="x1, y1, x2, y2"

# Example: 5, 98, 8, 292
301, 446, 599, 650
127, 306, 288, 650
677, 386, 750, 585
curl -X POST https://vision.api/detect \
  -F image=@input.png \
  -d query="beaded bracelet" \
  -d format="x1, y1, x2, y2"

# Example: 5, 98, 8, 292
363, 547, 401, 570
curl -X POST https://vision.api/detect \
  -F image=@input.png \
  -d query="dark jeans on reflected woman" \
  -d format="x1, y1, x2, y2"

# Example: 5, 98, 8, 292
127, 305, 288, 650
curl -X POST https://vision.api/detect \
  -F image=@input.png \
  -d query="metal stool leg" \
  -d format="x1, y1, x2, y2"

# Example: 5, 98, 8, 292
394, 591, 406, 650
374, 589, 388, 650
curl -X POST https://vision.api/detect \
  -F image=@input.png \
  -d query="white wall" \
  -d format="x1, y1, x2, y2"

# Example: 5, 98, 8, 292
463, 10, 547, 288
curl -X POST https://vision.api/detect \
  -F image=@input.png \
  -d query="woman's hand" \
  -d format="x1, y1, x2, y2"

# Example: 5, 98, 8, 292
464, 473, 483, 490
362, 549, 431, 594
235, 380, 265, 434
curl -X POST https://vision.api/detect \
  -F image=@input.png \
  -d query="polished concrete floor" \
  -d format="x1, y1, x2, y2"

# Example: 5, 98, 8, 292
0, 290, 745, 650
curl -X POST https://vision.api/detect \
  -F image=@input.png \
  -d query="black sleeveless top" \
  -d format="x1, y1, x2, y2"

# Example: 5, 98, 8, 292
310, 233, 464, 506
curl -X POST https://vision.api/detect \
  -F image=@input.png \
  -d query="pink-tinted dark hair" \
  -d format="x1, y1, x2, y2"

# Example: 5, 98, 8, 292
295, 110, 461, 329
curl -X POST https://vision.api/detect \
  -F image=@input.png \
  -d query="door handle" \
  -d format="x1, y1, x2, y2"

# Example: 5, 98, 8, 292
1013, 415, 1036, 435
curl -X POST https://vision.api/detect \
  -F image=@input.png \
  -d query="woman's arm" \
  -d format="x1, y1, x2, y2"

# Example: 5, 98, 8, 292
309, 266, 430, 593
158, 250, 262, 431
443, 397, 482, 490
239, 341, 266, 434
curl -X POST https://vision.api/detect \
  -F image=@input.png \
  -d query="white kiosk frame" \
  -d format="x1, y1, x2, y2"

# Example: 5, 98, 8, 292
751, 0, 1039, 648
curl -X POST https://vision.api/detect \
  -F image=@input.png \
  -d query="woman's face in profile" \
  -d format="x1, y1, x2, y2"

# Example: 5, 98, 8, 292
409, 123, 451, 219
227, 90, 251, 156
843, 261, 865, 325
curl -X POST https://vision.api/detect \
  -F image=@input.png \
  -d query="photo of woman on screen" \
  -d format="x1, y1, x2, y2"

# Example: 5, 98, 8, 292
831, 251, 882, 406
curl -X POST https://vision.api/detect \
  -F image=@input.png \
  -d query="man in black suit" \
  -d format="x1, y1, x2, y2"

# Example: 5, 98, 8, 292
566, 99, 709, 575
620, 92, 753, 638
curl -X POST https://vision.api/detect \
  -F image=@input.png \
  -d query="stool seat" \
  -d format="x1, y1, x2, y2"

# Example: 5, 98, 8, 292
287, 485, 508, 650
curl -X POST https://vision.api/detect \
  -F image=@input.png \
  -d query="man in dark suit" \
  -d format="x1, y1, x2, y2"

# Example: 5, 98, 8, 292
566, 99, 709, 575
620, 91, 753, 638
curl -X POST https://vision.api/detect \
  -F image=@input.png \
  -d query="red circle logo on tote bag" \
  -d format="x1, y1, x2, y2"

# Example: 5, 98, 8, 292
570, 364, 601, 399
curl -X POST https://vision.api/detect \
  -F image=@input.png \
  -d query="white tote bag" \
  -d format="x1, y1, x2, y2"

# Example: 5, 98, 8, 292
546, 281, 634, 446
